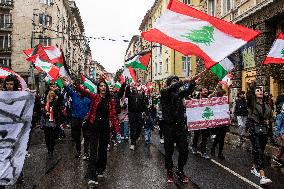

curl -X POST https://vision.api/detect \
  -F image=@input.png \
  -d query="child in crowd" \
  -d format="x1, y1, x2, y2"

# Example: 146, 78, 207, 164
144, 110, 154, 145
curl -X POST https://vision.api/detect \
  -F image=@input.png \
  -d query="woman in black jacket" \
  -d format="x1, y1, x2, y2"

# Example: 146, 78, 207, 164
246, 82, 272, 185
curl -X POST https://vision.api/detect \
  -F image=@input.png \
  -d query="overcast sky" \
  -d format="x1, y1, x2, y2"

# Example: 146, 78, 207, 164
75, 0, 155, 73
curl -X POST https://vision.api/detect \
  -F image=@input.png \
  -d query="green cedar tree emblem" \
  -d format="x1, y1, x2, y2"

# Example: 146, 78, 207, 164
202, 107, 214, 120
281, 48, 284, 58
181, 26, 215, 46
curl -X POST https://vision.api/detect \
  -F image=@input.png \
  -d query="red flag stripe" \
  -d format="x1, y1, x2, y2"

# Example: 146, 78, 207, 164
142, 29, 216, 69
277, 33, 284, 40
168, 0, 260, 42
263, 57, 284, 64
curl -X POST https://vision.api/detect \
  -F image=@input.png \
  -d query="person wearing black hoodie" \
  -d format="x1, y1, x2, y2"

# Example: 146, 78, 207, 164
160, 75, 198, 183
124, 84, 147, 150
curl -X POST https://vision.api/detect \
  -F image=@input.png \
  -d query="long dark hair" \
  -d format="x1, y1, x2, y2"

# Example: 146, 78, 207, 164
97, 80, 110, 101
4, 74, 21, 91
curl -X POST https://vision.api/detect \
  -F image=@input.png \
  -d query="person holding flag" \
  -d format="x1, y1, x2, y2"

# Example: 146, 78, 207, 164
160, 72, 203, 183
62, 77, 91, 159
74, 78, 120, 186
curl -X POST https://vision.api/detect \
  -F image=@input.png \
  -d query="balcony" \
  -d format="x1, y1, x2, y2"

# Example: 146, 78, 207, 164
0, 47, 11, 54
0, 23, 12, 31
0, 0, 13, 10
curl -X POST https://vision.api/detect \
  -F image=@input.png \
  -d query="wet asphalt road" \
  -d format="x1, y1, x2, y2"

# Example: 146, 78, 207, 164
6, 127, 284, 189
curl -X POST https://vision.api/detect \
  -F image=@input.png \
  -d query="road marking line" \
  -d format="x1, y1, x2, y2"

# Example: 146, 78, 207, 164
210, 158, 263, 189
195, 151, 262, 189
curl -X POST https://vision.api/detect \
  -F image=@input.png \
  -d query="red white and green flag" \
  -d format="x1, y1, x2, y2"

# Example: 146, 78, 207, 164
114, 81, 121, 90
141, 0, 260, 69
263, 33, 284, 64
34, 56, 60, 82
210, 58, 234, 87
81, 75, 97, 93
122, 66, 137, 84
125, 52, 151, 71
24, 44, 63, 64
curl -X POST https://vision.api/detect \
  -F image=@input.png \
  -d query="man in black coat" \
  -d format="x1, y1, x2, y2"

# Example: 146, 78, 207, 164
160, 75, 198, 183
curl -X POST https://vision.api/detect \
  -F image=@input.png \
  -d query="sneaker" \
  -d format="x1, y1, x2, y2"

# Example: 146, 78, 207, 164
175, 171, 189, 183
260, 176, 272, 185
166, 170, 174, 183
82, 155, 89, 161
129, 145, 135, 150
88, 180, 98, 185
160, 138, 164, 144
25, 153, 31, 158
250, 167, 260, 178
201, 153, 210, 159
97, 173, 104, 178
191, 147, 197, 155
272, 156, 283, 167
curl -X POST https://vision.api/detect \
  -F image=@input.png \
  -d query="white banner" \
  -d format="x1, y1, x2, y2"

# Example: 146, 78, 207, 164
185, 96, 230, 131
0, 91, 35, 185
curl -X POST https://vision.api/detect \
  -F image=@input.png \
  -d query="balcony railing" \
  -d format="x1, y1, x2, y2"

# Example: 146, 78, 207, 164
0, 47, 12, 53
0, 0, 13, 9
0, 23, 13, 31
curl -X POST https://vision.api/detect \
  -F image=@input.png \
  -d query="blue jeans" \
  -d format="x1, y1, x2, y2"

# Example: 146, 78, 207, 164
120, 121, 129, 139
144, 128, 152, 143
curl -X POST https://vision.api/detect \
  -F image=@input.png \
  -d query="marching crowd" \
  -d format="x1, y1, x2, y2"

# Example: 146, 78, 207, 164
0, 72, 284, 188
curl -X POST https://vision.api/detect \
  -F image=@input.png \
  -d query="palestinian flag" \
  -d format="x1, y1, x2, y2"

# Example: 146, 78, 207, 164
263, 33, 284, 64
81, 75, 97, 93
34, 56, 60, 82
0, 67, 27, 90
210, 58, 234, 87
141, 0, 260, 69
122, 66, 137, 84
125, 52, 151, 71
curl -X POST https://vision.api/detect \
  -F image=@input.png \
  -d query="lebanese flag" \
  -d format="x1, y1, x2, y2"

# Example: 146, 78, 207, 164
125, 52, 151, 71
81, 74, 97, 93
210, 58, 234, 87
43, 46, 63, 64
24, 44, 63, 64
0, 67, 27, 90
263, 33, 284, 64
122, 66, 137, 84
34, 56, 60, 82
141, 0, 260, 69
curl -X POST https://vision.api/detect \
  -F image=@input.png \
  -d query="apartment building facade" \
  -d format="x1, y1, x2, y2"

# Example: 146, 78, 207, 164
199, 0, 284, 99
0, 0, 91, 86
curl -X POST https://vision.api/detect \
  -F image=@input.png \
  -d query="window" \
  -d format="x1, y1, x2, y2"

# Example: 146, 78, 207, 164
159, 62, 162, 75
166, 58, 169, 72
208, 0, 215, 16
183, 0, 191, 5
0, 13, 12, 29
40, 0, 53, 6
0, 57, 11, 67
182, 56, 191, 76
222, 0, 232, 15
0, 34, 11, 49
155, 62, 157, 76
38, 35, 51, 46
0, 0, 12, 5
39, 14, 52, 27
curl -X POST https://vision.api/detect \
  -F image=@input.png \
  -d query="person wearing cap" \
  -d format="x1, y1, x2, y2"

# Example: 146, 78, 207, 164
160, 74, 200, 183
